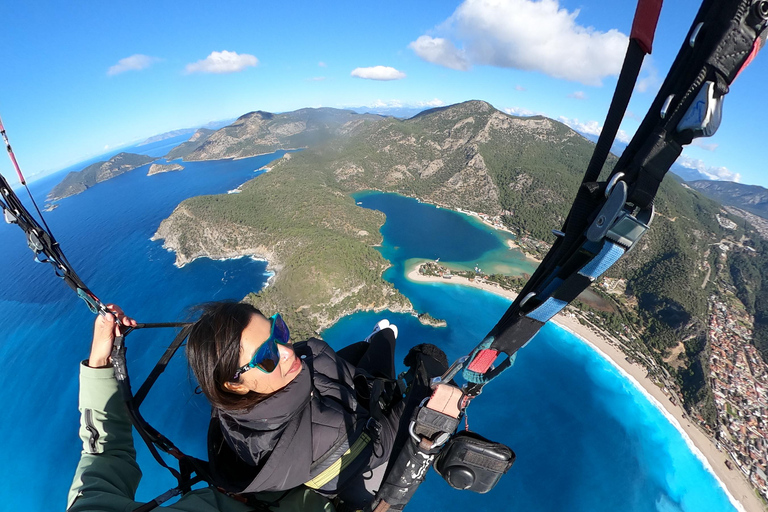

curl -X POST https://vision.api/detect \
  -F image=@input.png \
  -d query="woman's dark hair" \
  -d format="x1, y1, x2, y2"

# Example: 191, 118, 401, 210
186, 301, 273, 411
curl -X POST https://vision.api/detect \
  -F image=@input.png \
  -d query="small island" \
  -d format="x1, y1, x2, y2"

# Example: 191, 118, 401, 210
416, 312, 447, 327
147, 163, 184, 176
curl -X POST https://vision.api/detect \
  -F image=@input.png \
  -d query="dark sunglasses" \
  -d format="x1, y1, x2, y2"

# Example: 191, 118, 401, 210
232, 313, 291, 380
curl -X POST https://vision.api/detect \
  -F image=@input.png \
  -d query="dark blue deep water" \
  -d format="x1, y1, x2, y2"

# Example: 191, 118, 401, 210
0, 146, 281, 509
0, 160, 738, 511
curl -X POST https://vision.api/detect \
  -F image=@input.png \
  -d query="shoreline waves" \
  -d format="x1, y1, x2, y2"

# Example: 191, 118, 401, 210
405, 265, 765, 512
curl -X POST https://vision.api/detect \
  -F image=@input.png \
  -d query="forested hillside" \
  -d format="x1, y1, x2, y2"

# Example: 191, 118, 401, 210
157, 101, 752, 421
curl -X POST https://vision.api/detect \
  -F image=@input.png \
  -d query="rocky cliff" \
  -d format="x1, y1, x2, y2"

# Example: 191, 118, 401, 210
163, 128, 215, 161
147, 163, 184, 176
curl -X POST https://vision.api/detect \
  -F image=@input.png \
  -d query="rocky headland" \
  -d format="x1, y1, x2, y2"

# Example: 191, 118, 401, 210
147, 163, 184, 176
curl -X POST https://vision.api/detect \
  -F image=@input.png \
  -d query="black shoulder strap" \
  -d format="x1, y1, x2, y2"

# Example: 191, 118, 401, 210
459, 0, 767, 395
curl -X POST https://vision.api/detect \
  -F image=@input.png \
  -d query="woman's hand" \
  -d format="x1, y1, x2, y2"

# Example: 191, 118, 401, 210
88, 305, 137, 368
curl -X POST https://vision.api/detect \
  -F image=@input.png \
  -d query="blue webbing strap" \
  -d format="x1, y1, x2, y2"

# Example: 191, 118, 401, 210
525, 241, 625, 323
580, 241, 625, 279
526, 298, 569, 323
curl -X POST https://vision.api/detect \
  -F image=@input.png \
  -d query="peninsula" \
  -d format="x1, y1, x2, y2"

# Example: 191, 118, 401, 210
48, 152, 156, 200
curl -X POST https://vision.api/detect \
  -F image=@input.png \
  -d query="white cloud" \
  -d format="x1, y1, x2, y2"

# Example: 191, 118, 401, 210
185, 51, 258, 74
559, 116, 631, 143
410, 0, 628, 86
362, 98, 444, 109
370, 99, 404, 108
351, 66, 406, 81
514, 85, 527, 91
417, 98, 445, 107
409, 36, 470, 71
691, 139, 718, 152
107, 54, 160, 76
505, 106, 540, 117
318, 61, 327, 67
568, 91, 587, 100
678, 154, 739, 182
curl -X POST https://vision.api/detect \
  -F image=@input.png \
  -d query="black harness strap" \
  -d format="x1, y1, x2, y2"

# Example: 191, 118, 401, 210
111, 326, 226, 511
459, 0, 767, 395
621, 0, 767, 208
0, 172, 108, 314
133, 323, 194, 407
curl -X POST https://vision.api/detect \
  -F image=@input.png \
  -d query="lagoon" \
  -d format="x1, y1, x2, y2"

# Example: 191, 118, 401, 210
322, 191, 739, 512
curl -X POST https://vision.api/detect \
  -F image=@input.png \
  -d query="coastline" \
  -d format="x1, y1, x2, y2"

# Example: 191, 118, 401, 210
405, 265, 766, 512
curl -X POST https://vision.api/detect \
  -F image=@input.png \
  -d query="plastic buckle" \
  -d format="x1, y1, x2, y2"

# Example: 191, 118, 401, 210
366, 417, 382, 440
587, 179, 653, 250
3, 208, 17, 224
677, 81, 723, 138
587, 180, 628, 243
605, 205, 653, 249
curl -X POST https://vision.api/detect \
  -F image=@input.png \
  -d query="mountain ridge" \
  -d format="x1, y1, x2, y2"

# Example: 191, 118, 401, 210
687, 179, 768, 219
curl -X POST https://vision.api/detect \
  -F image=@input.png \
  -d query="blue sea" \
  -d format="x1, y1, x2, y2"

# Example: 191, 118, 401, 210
0, 151, 739, 511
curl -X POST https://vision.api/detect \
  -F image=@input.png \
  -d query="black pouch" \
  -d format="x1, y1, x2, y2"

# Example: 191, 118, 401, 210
434, 431, 515, 493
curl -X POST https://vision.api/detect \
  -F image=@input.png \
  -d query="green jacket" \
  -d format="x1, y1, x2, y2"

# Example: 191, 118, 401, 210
67, 362, 335, 512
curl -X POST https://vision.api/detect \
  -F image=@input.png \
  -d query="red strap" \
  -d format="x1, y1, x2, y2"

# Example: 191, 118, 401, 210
630, 0, 663, 54
0, 114, 26, 185
735, 35, 765, 81
466, 349, 499, 374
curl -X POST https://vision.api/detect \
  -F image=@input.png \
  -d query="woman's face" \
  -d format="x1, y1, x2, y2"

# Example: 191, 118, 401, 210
233, 313, 302, 394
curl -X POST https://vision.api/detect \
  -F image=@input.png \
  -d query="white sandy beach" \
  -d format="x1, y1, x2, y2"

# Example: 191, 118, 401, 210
406, 265, 766, 512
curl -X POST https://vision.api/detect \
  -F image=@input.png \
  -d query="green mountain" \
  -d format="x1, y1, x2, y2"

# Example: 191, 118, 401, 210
182, 108, 384, 161
688, 180, 768, 219
48, 152, 157, 201
163, 128, 215, 161
156, 101, 747, 422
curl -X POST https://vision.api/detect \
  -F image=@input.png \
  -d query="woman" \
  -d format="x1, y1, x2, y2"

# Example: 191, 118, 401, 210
68, 304, 334, 512
185, 301, 440, 509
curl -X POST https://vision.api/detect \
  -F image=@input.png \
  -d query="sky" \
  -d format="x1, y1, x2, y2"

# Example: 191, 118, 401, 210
0, 0, 766, 187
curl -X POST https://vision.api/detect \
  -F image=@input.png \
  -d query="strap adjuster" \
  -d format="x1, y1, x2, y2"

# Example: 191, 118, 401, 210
587, 178, 653, 250
605, 207, 653, 248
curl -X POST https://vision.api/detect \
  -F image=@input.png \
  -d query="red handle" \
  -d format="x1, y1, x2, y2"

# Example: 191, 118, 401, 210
631, 0, 664, 54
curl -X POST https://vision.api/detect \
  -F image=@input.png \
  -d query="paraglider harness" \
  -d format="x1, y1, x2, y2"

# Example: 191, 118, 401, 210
1, 0, 766, 510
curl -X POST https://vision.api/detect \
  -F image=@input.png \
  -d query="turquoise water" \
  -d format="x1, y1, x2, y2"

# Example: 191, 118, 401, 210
0, 160, 738, 511
323, 192, 738, 512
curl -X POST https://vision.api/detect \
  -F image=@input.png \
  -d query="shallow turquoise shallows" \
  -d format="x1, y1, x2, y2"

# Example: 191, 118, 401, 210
0, 153, 737, 511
